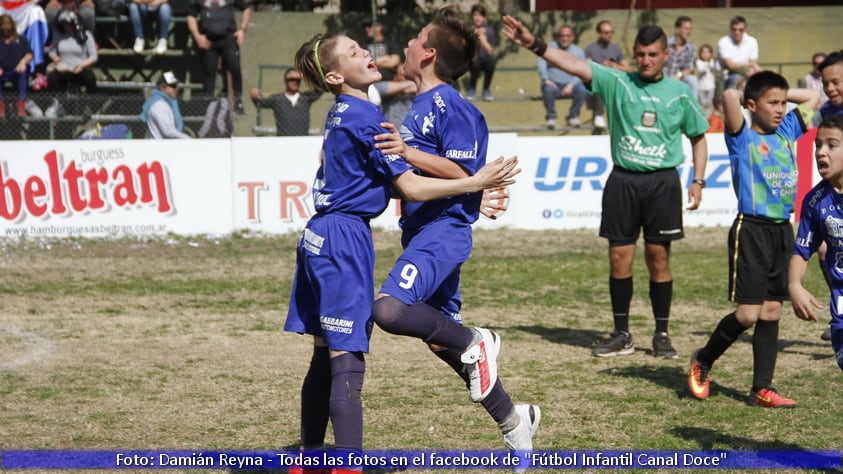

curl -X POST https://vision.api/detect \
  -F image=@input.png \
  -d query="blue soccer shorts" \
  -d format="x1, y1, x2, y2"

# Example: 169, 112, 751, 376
829, 288, 843, 374
379, 219, 473, 322
285, 214, 375, 353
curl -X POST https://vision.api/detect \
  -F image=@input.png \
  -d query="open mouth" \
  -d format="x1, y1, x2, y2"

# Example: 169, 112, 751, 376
817, 160, 830, 172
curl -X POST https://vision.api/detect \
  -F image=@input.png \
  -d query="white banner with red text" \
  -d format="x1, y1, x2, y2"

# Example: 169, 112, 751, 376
0, 133, 816, 239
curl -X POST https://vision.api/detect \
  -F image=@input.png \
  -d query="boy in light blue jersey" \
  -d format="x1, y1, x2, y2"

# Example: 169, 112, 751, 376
284, 31, 519, 474
687, 71, 819, 408
371, 7, 540, 471
790, 115, 843, 375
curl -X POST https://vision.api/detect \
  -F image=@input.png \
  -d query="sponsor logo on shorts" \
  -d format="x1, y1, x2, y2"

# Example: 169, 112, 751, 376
320, 316, 354, 334
302, 228, 325, 255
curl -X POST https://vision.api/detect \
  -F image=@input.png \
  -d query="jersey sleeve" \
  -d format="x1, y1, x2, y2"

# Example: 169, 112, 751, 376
436, 101, 485, 175
794, 188, 823, 259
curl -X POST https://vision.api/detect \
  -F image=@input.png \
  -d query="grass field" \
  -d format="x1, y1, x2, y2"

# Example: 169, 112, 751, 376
1, 227, 841, 473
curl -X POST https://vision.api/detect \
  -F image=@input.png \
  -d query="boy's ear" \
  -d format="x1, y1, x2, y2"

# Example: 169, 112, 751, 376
744, 97, 755, 111
325, 71, 343, 87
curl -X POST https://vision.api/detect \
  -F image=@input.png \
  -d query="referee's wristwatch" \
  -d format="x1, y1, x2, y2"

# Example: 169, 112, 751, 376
692, 178, 706, 188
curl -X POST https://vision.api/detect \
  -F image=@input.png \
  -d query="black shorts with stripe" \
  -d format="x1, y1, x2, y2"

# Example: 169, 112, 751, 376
599, 167, 684, 245
728, 213, 793, 304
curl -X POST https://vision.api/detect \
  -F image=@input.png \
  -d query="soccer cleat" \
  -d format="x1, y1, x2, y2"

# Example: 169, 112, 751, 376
591, 330, 634, 357
593, 115, 607, 128
821, 328, 832, 341
461, 327, 500, 402
154, 38, 168, 54
652, 332, 679, 359
687, 350, 711, 400
503, 404, 541, 474
133, 37, 145, 54
465, 88, 476, 100
746, 387, 797, 408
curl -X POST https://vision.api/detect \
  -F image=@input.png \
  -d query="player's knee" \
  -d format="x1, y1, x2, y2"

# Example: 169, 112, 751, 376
330, 352, 365, 401
372, 295, 406, 334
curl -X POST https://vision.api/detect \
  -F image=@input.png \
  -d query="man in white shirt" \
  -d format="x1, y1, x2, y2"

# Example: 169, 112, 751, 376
717, 15, 762, 90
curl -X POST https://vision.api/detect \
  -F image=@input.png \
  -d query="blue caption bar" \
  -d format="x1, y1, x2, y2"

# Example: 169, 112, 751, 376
1, 450, 840, 469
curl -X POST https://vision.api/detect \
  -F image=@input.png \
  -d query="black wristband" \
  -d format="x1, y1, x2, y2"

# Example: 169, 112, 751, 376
528, 39, 547, 56
692, 179, 706, 188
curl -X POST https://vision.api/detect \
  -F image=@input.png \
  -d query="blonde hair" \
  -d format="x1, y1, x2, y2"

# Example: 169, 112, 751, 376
294, 33, 344, 94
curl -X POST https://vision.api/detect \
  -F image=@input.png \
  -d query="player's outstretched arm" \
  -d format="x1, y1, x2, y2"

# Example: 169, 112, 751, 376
788, 254, 822, 322
501, 15, 592, 84
393, 156, 520, 202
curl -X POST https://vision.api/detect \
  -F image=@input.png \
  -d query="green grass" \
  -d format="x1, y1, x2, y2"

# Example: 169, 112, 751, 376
0, 228, 840, 473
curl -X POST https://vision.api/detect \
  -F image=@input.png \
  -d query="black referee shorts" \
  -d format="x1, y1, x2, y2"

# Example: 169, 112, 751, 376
728, 213, 793, 304
599, 167, 684, 246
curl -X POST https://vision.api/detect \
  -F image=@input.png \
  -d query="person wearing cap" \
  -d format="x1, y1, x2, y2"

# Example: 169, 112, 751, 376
249, 67, 322, 136
140, 71, 191, 138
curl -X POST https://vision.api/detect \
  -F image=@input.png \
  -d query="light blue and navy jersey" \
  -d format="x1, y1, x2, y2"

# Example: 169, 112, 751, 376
725, 107, 808, 221
313, 94, 412, 220
398, 84, 488, 230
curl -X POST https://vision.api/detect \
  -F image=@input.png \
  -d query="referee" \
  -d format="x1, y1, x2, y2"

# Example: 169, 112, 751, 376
503, 18, 709, 359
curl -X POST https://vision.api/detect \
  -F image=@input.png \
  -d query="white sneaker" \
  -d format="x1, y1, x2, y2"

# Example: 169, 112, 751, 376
25, 99, 43, 118
566, 117, 581, 127
460, 327, 500, 402
545, 118, 556, 130
154, 38, 167, 54
504, 404, 541, 474
133, 38, 145, 54
593, 115, 607, 128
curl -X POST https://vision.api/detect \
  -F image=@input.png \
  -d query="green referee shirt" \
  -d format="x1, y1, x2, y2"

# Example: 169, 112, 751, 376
589, 62, 709, 172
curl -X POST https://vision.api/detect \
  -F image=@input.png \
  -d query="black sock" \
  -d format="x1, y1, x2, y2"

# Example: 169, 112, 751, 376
432, 347, 514, 424
650, 280, 672, 333
329, 352, 365, 454
610, 277, 633, 334
373, 296, 474, 350
698, 312, 748, 366
752, 319, 779, 391
300, 345, 330, 449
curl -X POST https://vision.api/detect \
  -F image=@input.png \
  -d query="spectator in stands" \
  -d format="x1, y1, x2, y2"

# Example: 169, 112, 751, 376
696, 44, 717, 118
717, 15, 762, 90
799, 52, 828, 110
46, 9, 96, 92
44, 0, 94, 35
585, 20, 627, 131
363, 19, 400, 81
664, 15, 698, 101
376, 62, 416, 127
187, 0, 252, 116
0, 0, 47, 73
128, 0, 172, 54
466, 4, 496, 101
819, 50, 843, 119
0, 12, 32, 118
538, 24, 587, 129
249, 67, 321, 136
141, 70, 190, 138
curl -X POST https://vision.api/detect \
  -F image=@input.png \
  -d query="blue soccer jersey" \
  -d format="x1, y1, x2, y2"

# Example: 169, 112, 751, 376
313, 95, 412, 219
794, 180, 843, 370
285, 94, 412, 353
821, 101, 843, 120
398, 84, 488, 230
725, 107, 808, 221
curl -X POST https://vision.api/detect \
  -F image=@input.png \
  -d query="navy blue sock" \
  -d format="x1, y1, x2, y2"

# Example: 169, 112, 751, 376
610, 277, 633, 334
330, 352, 365, 455
300, 345, 330, 449
432, 347, 514, 424
752, 320, 779, 391
650, 280, 672, 333
373, 296, 474, 350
